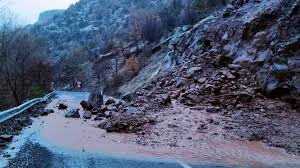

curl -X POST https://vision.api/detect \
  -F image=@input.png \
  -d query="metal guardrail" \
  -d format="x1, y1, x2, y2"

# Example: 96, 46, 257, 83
0, 92, 56, 124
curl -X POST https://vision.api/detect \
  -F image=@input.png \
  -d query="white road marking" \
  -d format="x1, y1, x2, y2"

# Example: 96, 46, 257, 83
178, 162, 193, 168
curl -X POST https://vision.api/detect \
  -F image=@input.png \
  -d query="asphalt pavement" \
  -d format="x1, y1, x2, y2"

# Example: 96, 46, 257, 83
4, 142, 234, 168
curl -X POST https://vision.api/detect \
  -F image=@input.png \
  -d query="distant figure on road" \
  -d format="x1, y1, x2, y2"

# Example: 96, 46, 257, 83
76, 80, 82, 89
50, 82, 55, 92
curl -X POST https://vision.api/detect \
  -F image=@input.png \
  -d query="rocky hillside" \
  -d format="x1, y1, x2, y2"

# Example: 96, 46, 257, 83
129, 0, 300, 99
105, 0, 299, 154
30, 0, 169, 63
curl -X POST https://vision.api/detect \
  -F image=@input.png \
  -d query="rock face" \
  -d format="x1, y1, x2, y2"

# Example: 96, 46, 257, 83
65, 109, 80, 118
37, 9, 64, 24
125, 0, 300, 155
139, 0, 299, 99
204, 0, 300, 97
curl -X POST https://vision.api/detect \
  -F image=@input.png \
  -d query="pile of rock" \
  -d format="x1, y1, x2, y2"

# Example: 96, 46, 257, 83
76, 93, 152, 133
97, 113, 154, 133
0, 102, 48, 152
125, 0, 300, 155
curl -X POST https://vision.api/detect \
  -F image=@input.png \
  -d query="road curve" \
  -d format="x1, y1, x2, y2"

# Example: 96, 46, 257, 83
1, 91, 231, 168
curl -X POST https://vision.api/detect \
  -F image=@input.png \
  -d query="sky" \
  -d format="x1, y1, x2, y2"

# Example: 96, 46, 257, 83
2, 0, 79, 24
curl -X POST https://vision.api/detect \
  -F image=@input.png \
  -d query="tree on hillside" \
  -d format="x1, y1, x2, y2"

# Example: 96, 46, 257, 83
92, 57, 113, 91
129, 9, 163, 42
192, 0, 228, 14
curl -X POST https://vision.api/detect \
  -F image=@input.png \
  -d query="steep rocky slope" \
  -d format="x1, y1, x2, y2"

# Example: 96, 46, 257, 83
100, 0, 300, 155
130, 0, 300, 100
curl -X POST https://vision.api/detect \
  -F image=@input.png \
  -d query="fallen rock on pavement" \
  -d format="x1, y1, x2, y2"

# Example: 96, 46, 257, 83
58, 103, 68, 110
83, 111, 92, 119
40, 109, 54, 116
88, 92, 104, 109
65, 109, 80, 118
80, 100, 93, 111
97, 113, 153, 133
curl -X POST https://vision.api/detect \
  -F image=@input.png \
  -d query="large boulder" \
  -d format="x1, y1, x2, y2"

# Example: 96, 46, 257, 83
88, 92, 104, 109
65, 109, 80, 118
80, 101, 93, 111
58, 103, 68, 110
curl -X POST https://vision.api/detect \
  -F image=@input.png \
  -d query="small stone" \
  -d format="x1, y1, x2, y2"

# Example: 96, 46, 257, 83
198, 124, 208, 130
40, 109, 54, 116
197, 77, 207, 84
124, 107, 139, 113
83, 111, 92, 119
186, 67, 202, 78
104, 111, 112, 117
168, 124, 179, 128
3, 154, 11, 158
206, 106, 219, 113
260, 108, 266, 112
161, 94, 171, 105
176, 78, 188, 88
105, 99, 116, 105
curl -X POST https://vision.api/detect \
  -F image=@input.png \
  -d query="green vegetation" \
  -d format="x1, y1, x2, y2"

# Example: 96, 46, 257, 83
29, 85, 48, 99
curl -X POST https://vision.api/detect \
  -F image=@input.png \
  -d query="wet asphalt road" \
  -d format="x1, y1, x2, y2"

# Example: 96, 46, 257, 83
2, 91, 300, 168
1, 91, 234, 168
5, 142, 232, 168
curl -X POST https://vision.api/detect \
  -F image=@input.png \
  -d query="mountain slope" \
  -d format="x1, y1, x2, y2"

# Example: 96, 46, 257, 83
117, 0, 300, 155
30, 0, 168, 63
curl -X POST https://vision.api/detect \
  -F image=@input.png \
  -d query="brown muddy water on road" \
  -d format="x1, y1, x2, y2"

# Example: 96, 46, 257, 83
30, 91, 300, 168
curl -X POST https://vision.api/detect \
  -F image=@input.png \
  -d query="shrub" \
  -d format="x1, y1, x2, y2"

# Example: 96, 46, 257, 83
192, 0, 227, 14
129, 9, 164, 42
29, 84, 48, 99
125, 57, 140, 75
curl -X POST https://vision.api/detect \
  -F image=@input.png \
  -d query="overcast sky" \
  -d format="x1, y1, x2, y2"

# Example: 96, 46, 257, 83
2, 0, 79, 24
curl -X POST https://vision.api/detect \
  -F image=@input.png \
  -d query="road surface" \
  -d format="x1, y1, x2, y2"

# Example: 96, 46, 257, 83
1, 91, 232, 168
1, 91, 299, 168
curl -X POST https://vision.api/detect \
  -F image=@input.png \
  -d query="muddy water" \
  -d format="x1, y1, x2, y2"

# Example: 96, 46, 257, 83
36, 92, 300, 167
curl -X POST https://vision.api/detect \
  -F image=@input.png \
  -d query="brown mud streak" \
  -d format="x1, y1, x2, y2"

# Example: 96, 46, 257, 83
38, 98, 300, 167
